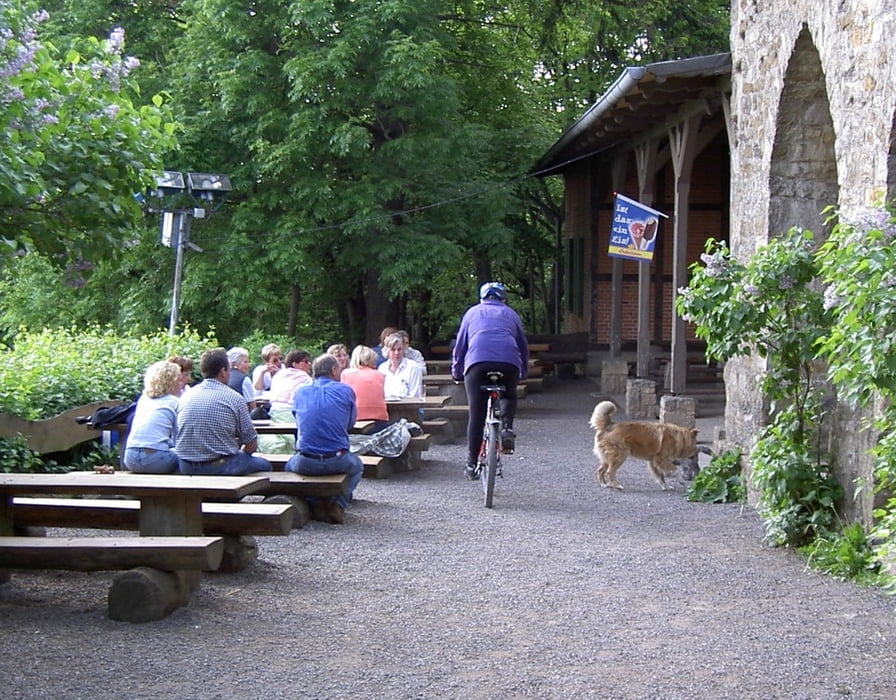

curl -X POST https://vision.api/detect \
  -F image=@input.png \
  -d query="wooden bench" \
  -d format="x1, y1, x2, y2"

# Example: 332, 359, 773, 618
425, 359, 544, 378
422, 417, 453, 444
11, 497, 296, 536
256, 453, 390, 480
0, 472, 271, 622
0, 535, 224, 572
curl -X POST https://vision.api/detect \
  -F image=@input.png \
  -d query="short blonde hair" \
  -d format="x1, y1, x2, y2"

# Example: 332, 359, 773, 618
382, 333, 404, 351
261, 343, 281, 361
144, 361, 182, 399
350, 345, 378, 369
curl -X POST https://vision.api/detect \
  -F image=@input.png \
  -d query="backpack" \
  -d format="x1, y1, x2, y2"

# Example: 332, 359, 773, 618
88, 402, 137, 430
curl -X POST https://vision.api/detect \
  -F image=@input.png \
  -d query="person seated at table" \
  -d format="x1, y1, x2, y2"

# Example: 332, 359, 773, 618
326, 343, 350, 379
257, 349, 313, 454
252, 343, 282, 396
226, 346, 257, 412
396, 330, 427, 376
166, 355, 195, 396
175, 348, 272, 475
372, 326, 397, 367
123, 361, 182, 474
286, 354, 364, 524
378, 332, 424, 399
341, 345, 390, 432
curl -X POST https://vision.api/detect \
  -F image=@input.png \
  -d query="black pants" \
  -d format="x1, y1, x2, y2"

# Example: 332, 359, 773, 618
463, 362, 520, 465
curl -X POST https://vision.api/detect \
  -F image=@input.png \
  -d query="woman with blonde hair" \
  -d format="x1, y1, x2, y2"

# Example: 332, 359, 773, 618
341, 345, 390, 431
326, 343, 350, 379
123, 360, 182, 473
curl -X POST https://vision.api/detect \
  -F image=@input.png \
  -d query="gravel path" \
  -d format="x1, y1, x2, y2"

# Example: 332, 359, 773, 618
2, 377, 895, 699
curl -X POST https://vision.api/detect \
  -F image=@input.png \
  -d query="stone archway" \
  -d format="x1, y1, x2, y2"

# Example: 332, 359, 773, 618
768, 27, 838, 240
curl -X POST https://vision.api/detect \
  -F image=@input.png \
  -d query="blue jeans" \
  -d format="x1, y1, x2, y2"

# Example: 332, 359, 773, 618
285, 451, 364, 509
124, 447, 180, 474
178, 452, 272, 475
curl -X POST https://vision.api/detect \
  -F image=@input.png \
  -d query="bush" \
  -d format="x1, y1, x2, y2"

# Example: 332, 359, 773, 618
0, 325, 217, 419
799, 523, 884, 587
688, 449, 744, 504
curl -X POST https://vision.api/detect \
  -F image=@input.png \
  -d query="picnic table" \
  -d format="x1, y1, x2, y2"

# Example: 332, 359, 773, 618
253, 419, 376, 435
385, 395, 450, 423
0, 472, 271, 622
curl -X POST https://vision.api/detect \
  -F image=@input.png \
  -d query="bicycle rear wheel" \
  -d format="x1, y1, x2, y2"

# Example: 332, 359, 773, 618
482, 418, 499, 508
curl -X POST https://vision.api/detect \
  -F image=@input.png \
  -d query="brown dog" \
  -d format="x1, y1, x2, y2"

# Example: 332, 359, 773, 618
588, 401, 698, 490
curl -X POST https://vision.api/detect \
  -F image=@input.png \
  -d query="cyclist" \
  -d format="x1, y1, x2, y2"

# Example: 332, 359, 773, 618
450, 281, 529, 480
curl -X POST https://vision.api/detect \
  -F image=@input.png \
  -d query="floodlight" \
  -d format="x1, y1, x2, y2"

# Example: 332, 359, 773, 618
186, 172, 232, 200
154, 170, 186, 196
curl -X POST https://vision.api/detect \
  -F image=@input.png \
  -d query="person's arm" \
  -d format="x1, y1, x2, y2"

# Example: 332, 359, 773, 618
450, 320, 468, 380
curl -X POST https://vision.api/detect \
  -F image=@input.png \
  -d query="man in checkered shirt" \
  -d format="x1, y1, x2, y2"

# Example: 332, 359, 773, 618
175, 348, 272, 475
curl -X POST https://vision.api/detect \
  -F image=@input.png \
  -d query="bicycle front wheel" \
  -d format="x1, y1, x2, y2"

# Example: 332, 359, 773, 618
482, 419, 499, 508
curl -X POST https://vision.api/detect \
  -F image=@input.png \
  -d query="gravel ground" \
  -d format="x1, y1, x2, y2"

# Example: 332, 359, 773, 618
2, 377, 895, 699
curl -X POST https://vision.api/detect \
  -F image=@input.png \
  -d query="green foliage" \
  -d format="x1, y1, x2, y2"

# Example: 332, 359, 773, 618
678, 229, 840, 547
799, 523, 885, 587
0, 2, 178, 265
0, 436, 49, 473
0, 325, 216, 419
680, 204, 896, 586
751, 410, 843, 547
688, 449, 744, 504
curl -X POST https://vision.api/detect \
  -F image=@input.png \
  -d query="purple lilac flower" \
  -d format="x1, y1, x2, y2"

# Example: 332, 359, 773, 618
823, 285, 843, 311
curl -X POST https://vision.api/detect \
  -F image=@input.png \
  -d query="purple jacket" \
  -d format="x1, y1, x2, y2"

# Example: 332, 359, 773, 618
450, 299, 529, 380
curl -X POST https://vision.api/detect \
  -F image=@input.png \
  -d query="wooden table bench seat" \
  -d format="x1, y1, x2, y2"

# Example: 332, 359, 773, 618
0, 472, 272, 622
0, 535, 224, 572
11, 497, 296, 537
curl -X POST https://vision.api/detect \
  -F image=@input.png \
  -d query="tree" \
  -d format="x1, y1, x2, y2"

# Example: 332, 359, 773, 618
0, 1, 177, 265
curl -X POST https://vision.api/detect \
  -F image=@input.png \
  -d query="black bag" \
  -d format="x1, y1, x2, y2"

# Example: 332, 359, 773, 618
88, 402, 137, 430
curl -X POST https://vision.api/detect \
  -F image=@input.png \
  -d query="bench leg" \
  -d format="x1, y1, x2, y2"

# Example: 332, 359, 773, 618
215, 535, 258, 573
262, 495, 310, 529
108, 567, 194, 623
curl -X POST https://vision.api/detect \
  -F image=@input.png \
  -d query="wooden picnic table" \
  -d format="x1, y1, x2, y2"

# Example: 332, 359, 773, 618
0, 471, 271, 622
386, 395, 450, 423
253, 419, 375, 435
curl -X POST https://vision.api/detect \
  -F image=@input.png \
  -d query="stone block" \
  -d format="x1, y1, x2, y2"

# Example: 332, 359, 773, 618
602, 360, 630, 394
659, 395, 696, 429
625, 379, 656, 418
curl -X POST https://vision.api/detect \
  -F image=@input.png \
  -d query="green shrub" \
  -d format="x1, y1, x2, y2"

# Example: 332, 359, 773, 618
799, 523, 885, 587
0, 325, 216, 419
688, 449, 744, 504
0, 436, 49, 473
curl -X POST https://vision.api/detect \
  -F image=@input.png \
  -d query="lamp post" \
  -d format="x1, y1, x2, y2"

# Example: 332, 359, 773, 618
148, 170, 231, 335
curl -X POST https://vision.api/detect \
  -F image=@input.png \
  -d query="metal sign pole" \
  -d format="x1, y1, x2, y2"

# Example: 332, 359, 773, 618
169, 213, 188, 335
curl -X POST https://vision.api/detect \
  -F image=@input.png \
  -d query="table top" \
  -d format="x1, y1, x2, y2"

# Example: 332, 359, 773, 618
386, 395, 450, 409
0, 472, 270, 500
253, 419, 375, 434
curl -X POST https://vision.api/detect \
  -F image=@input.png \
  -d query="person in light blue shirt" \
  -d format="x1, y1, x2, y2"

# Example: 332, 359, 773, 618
286, 354, 364, 524
124, 361, 182, 474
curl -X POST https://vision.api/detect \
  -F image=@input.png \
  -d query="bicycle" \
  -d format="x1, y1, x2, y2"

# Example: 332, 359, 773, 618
475, 370, 506, 508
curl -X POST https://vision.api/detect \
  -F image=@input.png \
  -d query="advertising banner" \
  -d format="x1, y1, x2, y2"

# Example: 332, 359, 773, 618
607, 193, 668, 262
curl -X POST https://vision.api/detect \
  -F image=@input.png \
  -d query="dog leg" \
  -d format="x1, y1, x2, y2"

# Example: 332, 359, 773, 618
648, 460, 674, 490
606, 461, 624, 490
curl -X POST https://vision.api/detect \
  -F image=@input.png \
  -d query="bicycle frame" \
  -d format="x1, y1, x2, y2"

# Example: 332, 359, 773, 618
477, 371, 505, 508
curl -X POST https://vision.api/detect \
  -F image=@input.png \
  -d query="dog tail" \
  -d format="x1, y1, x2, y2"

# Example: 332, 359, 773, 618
589, 401, 617, 432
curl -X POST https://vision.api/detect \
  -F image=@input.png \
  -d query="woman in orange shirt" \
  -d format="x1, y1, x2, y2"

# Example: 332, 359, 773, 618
341, 345, 390, 431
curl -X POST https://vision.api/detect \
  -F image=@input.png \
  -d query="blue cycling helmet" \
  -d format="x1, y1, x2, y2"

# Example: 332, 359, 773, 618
479, 281, 507, 301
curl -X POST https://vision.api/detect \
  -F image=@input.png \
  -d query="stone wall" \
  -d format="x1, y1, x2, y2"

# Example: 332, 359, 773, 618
729, 0, 896, 520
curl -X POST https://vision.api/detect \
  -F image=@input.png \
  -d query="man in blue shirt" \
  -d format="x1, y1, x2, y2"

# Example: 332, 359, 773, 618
451, 281, 529, 480
286, 354, 364, 524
